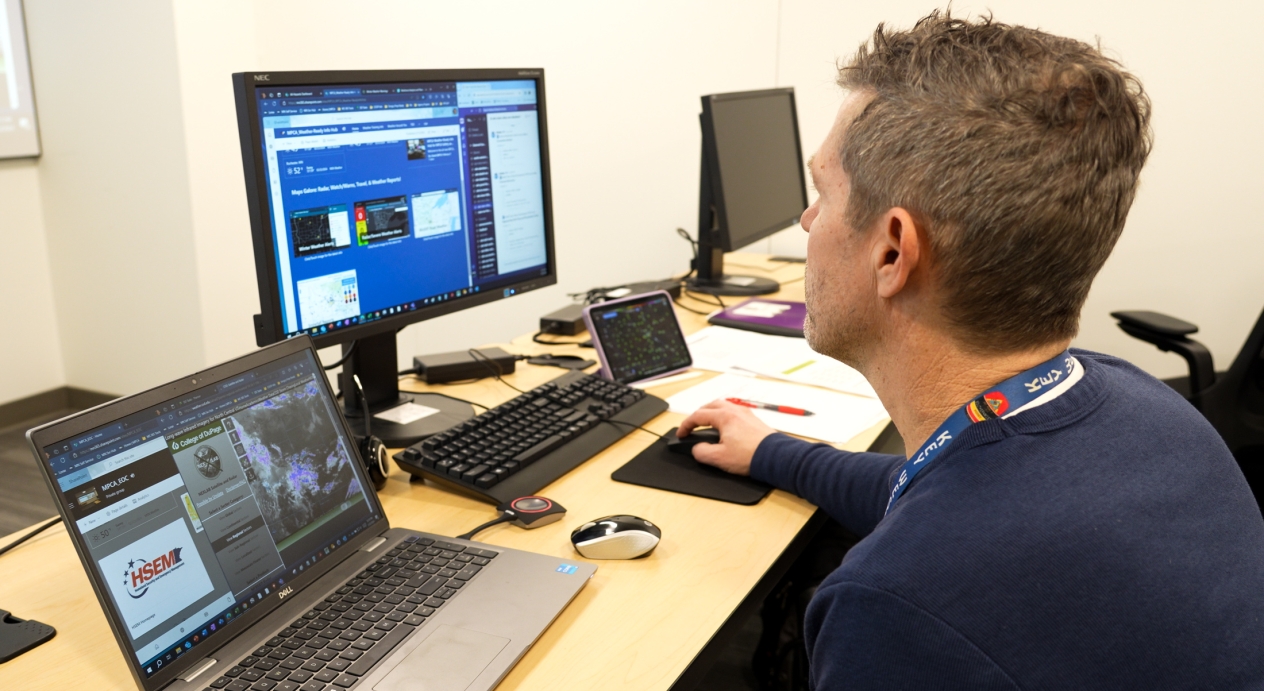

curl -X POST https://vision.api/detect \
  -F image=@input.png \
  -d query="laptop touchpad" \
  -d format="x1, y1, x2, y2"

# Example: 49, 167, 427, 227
374, 625, 510, 691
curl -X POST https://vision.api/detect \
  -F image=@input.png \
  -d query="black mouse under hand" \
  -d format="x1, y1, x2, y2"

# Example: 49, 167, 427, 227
665, 426, 721, 455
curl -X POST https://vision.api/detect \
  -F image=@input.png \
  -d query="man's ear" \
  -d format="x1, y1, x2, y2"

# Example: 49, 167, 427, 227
871, 207, 922, 299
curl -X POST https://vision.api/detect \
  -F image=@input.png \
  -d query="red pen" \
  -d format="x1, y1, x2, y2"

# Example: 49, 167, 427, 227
726, 397, 815, 416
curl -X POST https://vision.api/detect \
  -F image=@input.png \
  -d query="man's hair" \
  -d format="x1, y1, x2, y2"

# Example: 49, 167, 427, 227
837, 11, 1152, 351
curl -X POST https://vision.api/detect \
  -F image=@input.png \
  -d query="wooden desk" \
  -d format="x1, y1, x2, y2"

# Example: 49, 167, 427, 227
0, 254, 887, 690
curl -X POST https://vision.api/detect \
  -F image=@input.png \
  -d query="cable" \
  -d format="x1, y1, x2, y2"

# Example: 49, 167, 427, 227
600, 417, 662, 439
467, 348, 527, 395
670, 295, 712, 316
0, 516, 60, 558
457, 513, 514, 541
685, 288, 726, 309
322, 341, 357, 371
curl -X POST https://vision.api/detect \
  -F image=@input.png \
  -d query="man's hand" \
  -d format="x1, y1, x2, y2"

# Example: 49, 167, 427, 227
677, 399, 777, 476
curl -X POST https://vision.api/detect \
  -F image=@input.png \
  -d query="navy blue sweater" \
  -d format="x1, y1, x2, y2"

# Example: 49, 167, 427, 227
750, 350, 1264, 689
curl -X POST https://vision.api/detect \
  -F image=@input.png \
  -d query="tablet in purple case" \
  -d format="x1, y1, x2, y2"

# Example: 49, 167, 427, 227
583, 291, 693, 384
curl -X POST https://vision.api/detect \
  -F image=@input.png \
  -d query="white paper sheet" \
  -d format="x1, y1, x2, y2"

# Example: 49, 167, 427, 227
667, 373, 888, 443
686, 326, 878, 398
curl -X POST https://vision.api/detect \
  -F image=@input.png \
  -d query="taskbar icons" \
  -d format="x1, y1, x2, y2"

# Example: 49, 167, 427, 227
422, 285, 479, 307
144, 575, 292, 678
299, 284, 481, 337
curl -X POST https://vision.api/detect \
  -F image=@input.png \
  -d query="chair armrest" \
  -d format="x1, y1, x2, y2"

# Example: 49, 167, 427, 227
1111, 310, 1215, 405
1111, 310, 1199, 337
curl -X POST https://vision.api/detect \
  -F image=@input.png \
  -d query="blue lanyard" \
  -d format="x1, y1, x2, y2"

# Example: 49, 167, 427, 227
883, 350, 1075, 516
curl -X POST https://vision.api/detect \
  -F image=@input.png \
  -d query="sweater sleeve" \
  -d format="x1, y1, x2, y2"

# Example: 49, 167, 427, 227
805, 580, 1019, 691
749, 433, 903, 537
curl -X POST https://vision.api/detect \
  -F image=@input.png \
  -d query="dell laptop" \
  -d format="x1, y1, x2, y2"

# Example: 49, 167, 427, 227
26, 336, 595, 691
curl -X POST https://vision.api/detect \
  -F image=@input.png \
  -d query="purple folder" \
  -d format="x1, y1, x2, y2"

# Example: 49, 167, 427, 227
707, 299, 806, 338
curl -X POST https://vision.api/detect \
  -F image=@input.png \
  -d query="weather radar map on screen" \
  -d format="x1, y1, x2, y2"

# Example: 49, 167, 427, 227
40, 350, 380, 677
229, 381, 364, 547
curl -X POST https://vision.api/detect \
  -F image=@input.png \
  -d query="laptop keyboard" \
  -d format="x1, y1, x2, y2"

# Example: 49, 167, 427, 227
204, 536, 496, 691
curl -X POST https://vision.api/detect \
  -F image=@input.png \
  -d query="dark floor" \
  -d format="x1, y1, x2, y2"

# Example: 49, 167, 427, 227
0, 409, 73, 537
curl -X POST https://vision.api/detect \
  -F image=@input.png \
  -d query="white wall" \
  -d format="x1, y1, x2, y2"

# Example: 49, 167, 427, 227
771, 1, 1264, 379
0, 158, 64, 402
23, 0, 206, 396
5, 1, 1260, 404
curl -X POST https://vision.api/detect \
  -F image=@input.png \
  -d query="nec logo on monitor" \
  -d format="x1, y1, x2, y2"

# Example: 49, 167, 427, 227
254, 74, 270, 81
124, 547, 186, 598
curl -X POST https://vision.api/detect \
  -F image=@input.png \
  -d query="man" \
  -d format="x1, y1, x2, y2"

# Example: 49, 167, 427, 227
680, 12, 1264, 690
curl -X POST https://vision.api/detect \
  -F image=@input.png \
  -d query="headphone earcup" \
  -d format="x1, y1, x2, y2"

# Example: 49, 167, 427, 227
358, 435, 389, 490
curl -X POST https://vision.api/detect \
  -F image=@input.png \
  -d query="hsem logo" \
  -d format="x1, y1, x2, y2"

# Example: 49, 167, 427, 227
123, 548, 185, 599
278, 586, 293, 600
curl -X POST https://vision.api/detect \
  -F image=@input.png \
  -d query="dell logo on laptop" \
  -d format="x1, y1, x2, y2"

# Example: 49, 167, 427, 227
277, 586, 293, 600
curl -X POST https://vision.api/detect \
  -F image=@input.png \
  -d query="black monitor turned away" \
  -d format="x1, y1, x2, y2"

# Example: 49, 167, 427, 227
233, 69, 557, 445
689, 88, 808, 296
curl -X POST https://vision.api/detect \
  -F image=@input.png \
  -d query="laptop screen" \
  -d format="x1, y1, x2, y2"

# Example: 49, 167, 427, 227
36, 348, 380, 678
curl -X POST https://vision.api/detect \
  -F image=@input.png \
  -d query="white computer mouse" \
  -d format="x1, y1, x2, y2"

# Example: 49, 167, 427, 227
570, 515, 661, 560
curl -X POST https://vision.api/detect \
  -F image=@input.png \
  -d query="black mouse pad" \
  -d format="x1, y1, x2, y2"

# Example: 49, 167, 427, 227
612, 432, 771, 505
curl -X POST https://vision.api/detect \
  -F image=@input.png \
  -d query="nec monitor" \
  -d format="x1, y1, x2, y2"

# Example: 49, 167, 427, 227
233, 69, 556, 444
689, 87, 807, 296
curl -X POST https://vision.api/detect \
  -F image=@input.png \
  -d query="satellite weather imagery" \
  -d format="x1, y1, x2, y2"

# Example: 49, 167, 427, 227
230, 379, 363, 545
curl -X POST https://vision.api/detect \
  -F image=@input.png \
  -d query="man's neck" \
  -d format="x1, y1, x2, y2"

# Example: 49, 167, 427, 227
862, 329, 1071, 458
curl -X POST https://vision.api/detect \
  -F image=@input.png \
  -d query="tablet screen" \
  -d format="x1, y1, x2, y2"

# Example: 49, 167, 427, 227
588, 293, 692, 384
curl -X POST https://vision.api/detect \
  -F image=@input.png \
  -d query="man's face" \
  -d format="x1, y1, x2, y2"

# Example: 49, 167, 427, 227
801, 92, 879, 367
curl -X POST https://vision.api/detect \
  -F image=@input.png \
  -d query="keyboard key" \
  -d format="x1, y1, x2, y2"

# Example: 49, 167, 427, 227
226, 666, 246, 677
276, 682, 300, 691
338, 649, 363, 661
301, 660, 325, 673
314, 669, 338, 683
211, 676, 232, 688
298, 681, 325, 691
255, 659, 279, 671
332, 674, 358, 688
280, 659, 304, 671
225, 681, 251, 691
250, 682, 277, 691
288, 671, 313, 683
326, 659, 353, 672
403, 614, 427, 626
351, 639, 375, 651
345, 623, 415, 676
267, 669, 290, 681
240, 670, 264, 682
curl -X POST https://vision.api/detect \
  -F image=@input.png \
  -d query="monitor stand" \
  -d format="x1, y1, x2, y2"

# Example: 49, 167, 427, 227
338, 331, 473, 447
684, 144, 781, 297
685, 244, 780, 297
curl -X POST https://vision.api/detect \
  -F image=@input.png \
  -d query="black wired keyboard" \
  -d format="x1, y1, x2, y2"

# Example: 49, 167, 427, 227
393, 370, 668, 503
206, 536, 495, 691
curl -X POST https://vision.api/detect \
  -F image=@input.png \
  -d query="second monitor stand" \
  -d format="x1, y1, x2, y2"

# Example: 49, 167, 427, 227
685, 243, 781, 297
337, 331, 473, 447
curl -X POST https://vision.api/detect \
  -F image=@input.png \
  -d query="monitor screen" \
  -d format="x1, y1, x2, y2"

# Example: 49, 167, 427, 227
38, 348, 381, 677
241, 72, 554, 343
706, 89, 806, 249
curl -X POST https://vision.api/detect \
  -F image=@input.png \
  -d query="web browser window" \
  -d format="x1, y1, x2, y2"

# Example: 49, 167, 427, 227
253, 79, 548, 337
42, 350, 380, 677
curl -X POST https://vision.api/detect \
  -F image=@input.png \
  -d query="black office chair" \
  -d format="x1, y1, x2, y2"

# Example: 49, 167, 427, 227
1112, 307, 1264, 505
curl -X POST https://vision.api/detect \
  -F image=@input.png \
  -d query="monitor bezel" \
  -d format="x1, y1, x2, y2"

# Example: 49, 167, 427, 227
232, 68, 558, 348
25, 336, 391, 691
700, 87, 808, 252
